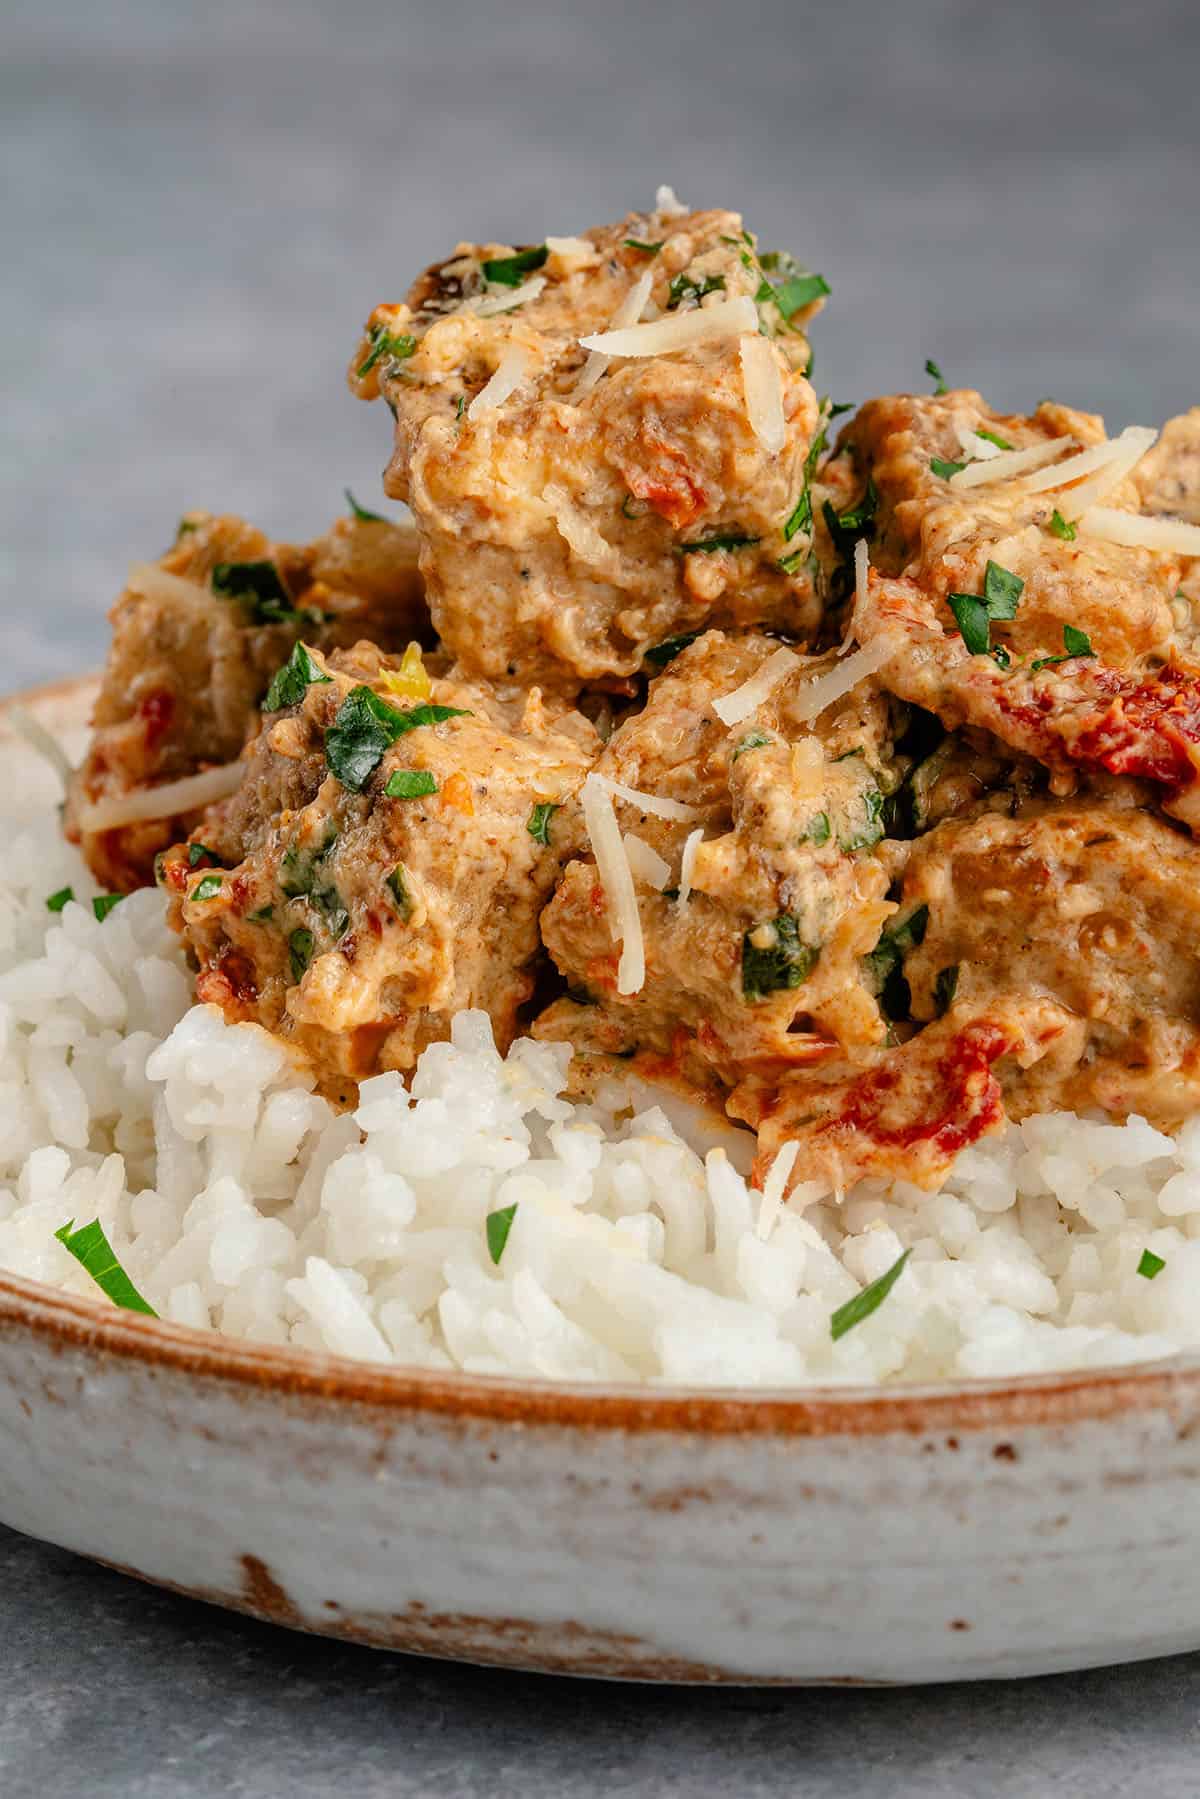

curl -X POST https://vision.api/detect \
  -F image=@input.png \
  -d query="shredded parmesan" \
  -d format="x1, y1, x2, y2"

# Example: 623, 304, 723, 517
655, 184, 687, 216
544, 236, 596, 274
579, 295, 759, 360
1019, 426, 1157, 519
467, 345, 531, 421
677, 827, 703, 907
127, 562, 209, 608
622, 832, 671, 890
602, 774, 699, 823
957, 424, 1002, 461
1078, 506, 1200, 556
791, 642, 889, 726
948, 437, 1075, 491
472, 276, 547, 318
77, 762, 245, 835
581, 775, 644, 996
712, 647, 800, 727
738, 333, 786, 455
7, 705, 73, 789
573, 267, 654, 399
755, 1140, 801, 1241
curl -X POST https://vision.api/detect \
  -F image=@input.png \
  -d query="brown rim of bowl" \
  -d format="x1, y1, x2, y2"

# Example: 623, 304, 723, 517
5, 676, 1200, 1439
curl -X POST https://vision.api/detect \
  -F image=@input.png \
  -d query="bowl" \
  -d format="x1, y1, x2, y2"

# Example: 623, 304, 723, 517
4, 678, 1200, 1685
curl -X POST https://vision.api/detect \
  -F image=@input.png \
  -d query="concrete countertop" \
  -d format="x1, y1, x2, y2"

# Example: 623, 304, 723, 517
3, 2, 1200, 1792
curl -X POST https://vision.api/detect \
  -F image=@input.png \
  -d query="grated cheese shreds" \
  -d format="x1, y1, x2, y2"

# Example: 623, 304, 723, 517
472, 276, 547, 318
582, 774, 644, 996
655, 184, 687, 216
677, 827, 703, 907
573, 267, 655, 399
127, 562, 211, 608
7, 706, 73, 789
738, 333, 786, 455
948, 437, 1075, 491
622, 832, 671, 891
1079, 506, 1200, 556
579, 296, 759, 360
77, 762, 245, 835
603, 774, 700, 823
467, 345, 531, 421
1020, 426, 1157, 509
712, 647, 801, 727
791, 642, 890, 726
956, 424, 1002, 461
755, 1139, 801, 1241
1054, 428, 1161, 521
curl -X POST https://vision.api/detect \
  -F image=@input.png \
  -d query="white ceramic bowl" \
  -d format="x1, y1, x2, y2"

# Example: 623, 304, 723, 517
4, 680, 1200, 1684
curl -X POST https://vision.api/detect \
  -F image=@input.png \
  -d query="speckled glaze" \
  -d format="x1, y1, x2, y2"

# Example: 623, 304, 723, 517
4, 680, 1200, 1685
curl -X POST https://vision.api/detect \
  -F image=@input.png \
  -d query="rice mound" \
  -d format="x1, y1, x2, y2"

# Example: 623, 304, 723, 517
0, 812, 1197, 1387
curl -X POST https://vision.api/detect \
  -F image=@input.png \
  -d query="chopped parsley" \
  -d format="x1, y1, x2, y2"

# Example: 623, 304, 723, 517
386, 864, 414, 921
934, 964, 960, 1014
678, 532, 760, 556
624, 238, 664, 254
974, 428, 1013, 451
288, 927, 315, 982
248, 905, 275, 923
781, 397, 853, 545
486, 1203, 518, 1265
947, 561, 1025, 656
822, 479, 879, 556
777, 548, 810, 575
192, 873, 223, 903
830, 1249, 911, 1341
1049, 509, 1077, 542
645, 631, 701, 666
211, 560, 317, 627
864, 905, 929, 1014
666, 271, 726, 309
481, 245, 549, 287
46, 887, 74, 913
176, 517, 199, 537
807, 811, 832, 845
263, 641, 332, 712
527, 801, 558, 845
733, 729, 774, 758
281, 826, 338, 900
187, 843, 217, 868
925, 357, 948, 395
92, 895, 123, 923
356, 324, 417, 378
839, 785, 885, 853
1138, 1249, 1166, 1280
742, 915, 819, 1001
770, 272, 830, 319
345, 487, 385, 523
1031, 625, 1095, 672
54, 1218, 157, 1316
384, 768, 438, 800
325, 686, 470, 792
930, 457, 965, 480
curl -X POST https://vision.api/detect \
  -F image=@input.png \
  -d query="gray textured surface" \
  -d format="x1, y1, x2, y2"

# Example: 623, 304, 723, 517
5, 1, 1200, 1790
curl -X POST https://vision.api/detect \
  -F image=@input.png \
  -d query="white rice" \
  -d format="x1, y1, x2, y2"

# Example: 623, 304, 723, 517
0, 812, 1196, 1387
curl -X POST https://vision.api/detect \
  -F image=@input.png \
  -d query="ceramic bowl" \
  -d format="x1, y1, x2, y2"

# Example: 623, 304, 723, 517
4, 679, 1200, 1684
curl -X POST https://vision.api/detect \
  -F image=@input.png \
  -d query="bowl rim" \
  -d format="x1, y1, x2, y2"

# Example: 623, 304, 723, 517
6, 674, 1200, 1440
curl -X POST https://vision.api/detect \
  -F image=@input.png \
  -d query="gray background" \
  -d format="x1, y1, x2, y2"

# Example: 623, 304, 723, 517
4, 1, 1200, 1791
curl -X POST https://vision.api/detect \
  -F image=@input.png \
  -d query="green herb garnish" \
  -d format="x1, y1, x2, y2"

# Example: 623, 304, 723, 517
345, 487, 385, 523
624, 238, 664, 254
326, 687, 469, 792
666, 271, 726, 309
678, 532, 760, 555
974, 428, 1013, 451
930, 457, 965, 480
280, 826, 338, 900
211, 560, 317, 627
186, 843, 215, 868
1138, 1249, 1166, 1280
983, 560, 1024, 620
385, 864, 414, 921
92, 895, 123, 923
192, 874, 223, 903
934, 964, 960, 1014
1031, 625, 1095, 672
1049, 510, 1077, 542
263, 641, 332, 713
733, 729, 774, 758
947, 561, 1025, 656
808, 811, 832, 845
770, 272, 830, 319
839, 786, 885, 853
384, 769, 438, 800
925, 357, 948, 395
830, 1249, 911, 1341
356, 325, 417, 378
645, 631, 701, 666
46, 887, 74, 913
54, 1218, 157, 1316
822, 479, 879, 556
481, 245, 549, 287
248, 905, 275, 923
486, 1203, 518, 1265
742, 916, 819, 1001
864, 905, 929, 1003
288, 927, 315, 982
527, 801, 558, 845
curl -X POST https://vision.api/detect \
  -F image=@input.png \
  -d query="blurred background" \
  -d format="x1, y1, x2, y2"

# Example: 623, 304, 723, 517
3, 0, 1198, 690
